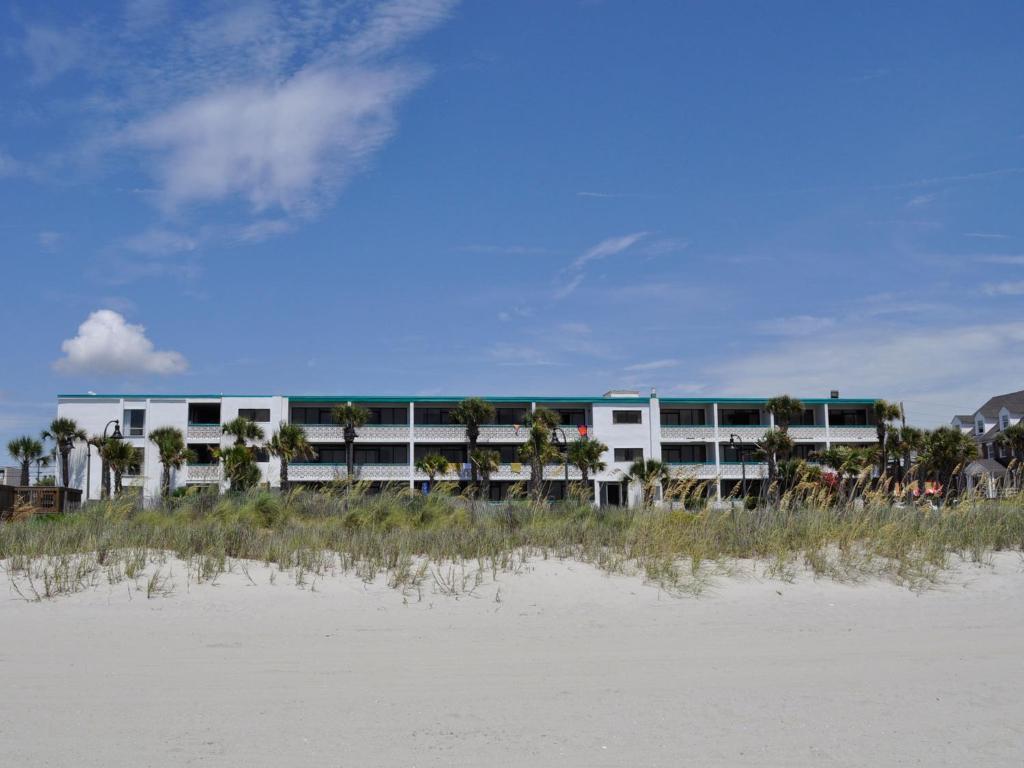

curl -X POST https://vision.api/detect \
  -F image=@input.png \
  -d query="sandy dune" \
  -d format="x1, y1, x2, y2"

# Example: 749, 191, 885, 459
2, 554, 1022, 767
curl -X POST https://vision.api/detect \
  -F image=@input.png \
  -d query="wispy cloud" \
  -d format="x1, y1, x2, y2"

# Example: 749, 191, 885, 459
906, 192, 937, 208
975, 254, 1024, 265
983, 281, 1024, 296
119, 228, 197, 256
571, 232, 648, 270
757, 315, 836, 337
624, 359, 681, 372
964, 232, 1009, 240
37, 231, 62, 251
873, 167, 1024, 191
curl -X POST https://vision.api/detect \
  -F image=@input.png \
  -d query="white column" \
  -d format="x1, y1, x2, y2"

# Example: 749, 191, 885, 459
712, 402, 721, 501
824, 403, 831, 449
408, 401, 415, 489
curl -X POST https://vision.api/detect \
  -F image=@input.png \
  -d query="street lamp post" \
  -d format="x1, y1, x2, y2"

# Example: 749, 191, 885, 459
729, 433, 747, 500
89, 419, 123, 501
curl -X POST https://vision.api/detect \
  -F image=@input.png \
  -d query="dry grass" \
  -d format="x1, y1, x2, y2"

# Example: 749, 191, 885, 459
2, 483, 1023, 600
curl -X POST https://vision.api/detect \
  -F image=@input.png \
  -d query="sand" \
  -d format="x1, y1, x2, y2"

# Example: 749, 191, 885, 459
1, 554, 1022, 767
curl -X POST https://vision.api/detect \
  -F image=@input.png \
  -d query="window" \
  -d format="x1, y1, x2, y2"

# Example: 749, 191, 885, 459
720, 409, 761, 426
494, 407, 528, 425
367, 407, 408, 425
123, 409, 145, 437
315, 447, 347, 464
976, 418, 985, 435
612, 410, 642, 424
491, 444, 520, 463
124, 447, 144, 476
252, 447, 270, 463
661, 409, 706, 426
614, 448, 643, 462
1000, 414, 1010, 430
791, 444, 818, 460
721, 443, 757, 462
415, 407, 454, 425
353, 444, 408, 464
829, 409, 868, 427
557, 409, 588, 426
291, 407, 335, 425
414, 444, 467, 462
661, 444, 707, 463
188, 403, 221, 424
789, 409, 816, 426
188, 444, 217, 464
238, 408, 271, 423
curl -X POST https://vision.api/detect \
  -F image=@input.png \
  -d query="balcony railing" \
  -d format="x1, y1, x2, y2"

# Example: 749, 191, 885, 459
286, 462, 583, 483
186, 464, 221, 483
299, 424, 411, 442
187, 423, 222, 441
665, 461, 770, 480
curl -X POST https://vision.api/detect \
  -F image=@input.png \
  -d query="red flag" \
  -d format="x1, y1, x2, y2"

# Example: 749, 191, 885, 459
577, 424, 588, 438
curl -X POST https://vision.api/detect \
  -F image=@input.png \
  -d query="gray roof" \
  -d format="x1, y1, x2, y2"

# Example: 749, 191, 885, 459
952, 414, 975, 423
974, 389, 1024, 419
965, 458, 1008, 477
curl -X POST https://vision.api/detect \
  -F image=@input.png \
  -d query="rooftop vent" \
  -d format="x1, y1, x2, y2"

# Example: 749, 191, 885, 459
604, 389, 641, 398
830, 390, 840, 399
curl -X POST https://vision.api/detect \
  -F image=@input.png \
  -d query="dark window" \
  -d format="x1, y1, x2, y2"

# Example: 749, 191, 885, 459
720, 409, 761, 426
189, 403, 221, 424
415, 407, 454, 425
661, 444, 707, 463
661, 409, 707, 426
828, 409, 868, 426
614, 448, 643, 462
490, 444, 520, 463
414, 444, 467, 462
557, 409, 587, 426
352, 444, 408, 464
188, 444, 217, 464
291, 407, 337, 425
238, 408, 271, 423
612, 410, 642, 424
494, 407, 528, 425
252, 447, 270, 463
789, 409, 816, 426
367, 407, 408, 425
792, 444, 818, 460
721, 443, 758, 462
123, 409, 145, 437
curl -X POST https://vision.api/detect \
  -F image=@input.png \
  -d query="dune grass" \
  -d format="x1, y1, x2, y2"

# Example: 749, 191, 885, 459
2, 483, 1023, 600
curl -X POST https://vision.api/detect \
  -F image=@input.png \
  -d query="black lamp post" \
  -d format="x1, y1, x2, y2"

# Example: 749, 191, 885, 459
729, 433, 747, 500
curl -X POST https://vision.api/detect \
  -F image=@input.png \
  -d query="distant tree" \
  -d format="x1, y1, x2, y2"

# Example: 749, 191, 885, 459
470, 448, 502, 502
149, 426, 195, 499
625, 458, 668, 506
331, 404, 371, 481
416, 453, 450, 491
41, 417, 87, 488
566, 438, 607, 500
919, 426, 978, 497
7, 436, 44, 487
756, 428, 795, 488
104, 439, 139, 496
518, 406, 560, 499
765, 395, 804, 433
215, 444, 261, 492
996, 422, 1024, 460
451, 397, 496, 486
267, 423, 315, 492
872, 400, 904, 478
222, 417, 265, 447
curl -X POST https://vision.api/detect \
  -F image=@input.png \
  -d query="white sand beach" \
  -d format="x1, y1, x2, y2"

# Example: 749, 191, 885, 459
2, 555, 1022, 767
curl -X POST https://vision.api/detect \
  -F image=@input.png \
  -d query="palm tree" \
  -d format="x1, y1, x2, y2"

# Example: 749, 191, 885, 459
625, 458, 668, 506
267, 423, 315, 492
566, 438, 607, 499
149, 426, 195, 499
104, 439, 138, 496
41, 417, 87, 488
86, 435, 112, 499
919, 426, 978, 498
215, 444, 261, 491
872, 400, 904, 478
451, 397, 495, 484
222, 417, 265, 447
416, 453, 450, 492
519, 406, 560, 499
756, 427, 794, 488
7, 436, 44, 487
470, 448, 501, 501
890, 425, 926, 493
765, 395, 804, 433
996, 422, 1024, 461
812, 445, 876, 500
331, 404, 371, 480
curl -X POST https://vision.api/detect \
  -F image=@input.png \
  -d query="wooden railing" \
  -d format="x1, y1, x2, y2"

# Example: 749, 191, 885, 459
0, 486, 84, 516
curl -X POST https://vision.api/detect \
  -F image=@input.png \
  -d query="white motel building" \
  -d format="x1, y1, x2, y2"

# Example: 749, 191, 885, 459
56, 390, 880, 506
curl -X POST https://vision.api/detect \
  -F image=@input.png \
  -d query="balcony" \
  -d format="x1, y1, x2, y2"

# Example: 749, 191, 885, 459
413, 424, 536, 443
299, 424, 411, 442
187, 423, 222, 441
664, 461, 770, 480
660, 425, 716, 441
827, 426, 877, 442
186, 464, 221, 484
287, 462, 584, 483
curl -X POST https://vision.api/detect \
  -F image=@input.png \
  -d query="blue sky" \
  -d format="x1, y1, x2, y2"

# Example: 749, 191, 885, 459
1, 0, 1023, 457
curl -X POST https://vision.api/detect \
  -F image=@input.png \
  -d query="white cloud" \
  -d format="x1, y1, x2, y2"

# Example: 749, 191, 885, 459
344, 0, 458, 61
984, 281, 1024, 295
571, 232, 648, 270
757, 315, 836, 336
703, 322, 1024, 426
906, 192, 937, 208
128, 65, 423, 213
54, 310, 188, 375
964, 232, 1009, 240
38, 231, 62, 251
624, 359, 681, 372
